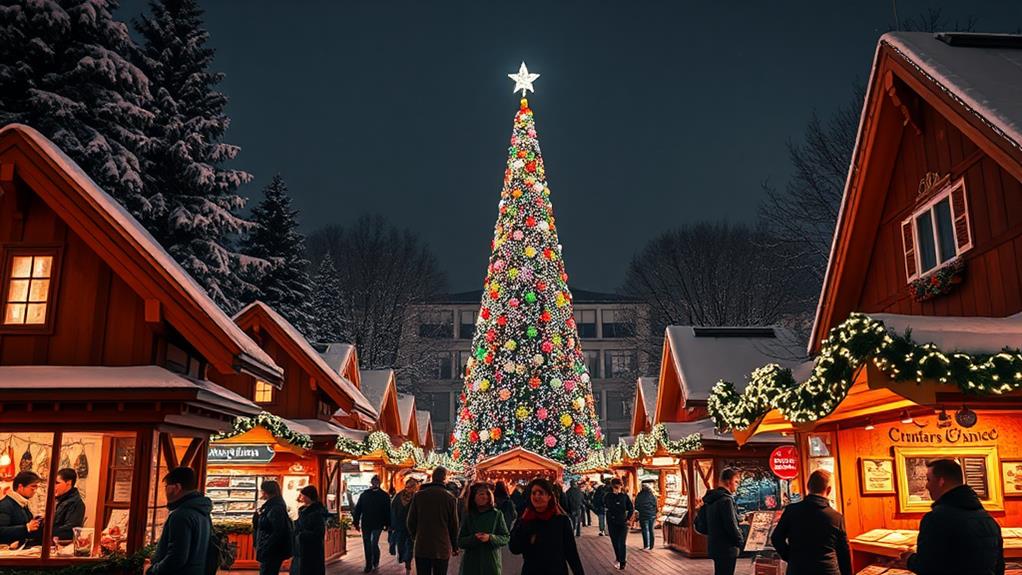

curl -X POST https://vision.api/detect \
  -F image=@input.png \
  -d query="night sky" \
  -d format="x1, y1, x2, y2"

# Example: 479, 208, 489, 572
118, 0, 1021, 292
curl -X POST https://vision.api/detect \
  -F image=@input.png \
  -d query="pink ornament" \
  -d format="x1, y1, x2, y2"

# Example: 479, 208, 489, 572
544, 435, 557, 448
509, 298, 520, 308
527, 129, 537, 138
541, 341, 553, 353
513, 230, 524, 241
493, 259, 506, 271
499, 388, 511, 401
536, 407, 548, 420
521, 268, 534, 281
564, 380, 576, 392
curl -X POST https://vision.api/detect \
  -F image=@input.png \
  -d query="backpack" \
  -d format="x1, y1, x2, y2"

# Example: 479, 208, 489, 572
693, 503, 709, 535
205, 522, 236, 575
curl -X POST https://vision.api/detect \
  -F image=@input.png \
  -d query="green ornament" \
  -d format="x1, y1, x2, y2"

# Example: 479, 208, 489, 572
476, 347, 487, 360
527, 326, 539, 338
525, 291, 537, 304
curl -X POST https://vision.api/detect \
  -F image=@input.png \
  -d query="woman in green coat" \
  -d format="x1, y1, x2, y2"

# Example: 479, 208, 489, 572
458, 482, 510, 575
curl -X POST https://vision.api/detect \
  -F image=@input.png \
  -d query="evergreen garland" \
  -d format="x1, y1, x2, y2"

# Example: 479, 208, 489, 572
336, 431, 462, 471
212, 412, 312, 449
0, 546, 151, 575
570, 424, 701, 473
708, 312, 1022, 431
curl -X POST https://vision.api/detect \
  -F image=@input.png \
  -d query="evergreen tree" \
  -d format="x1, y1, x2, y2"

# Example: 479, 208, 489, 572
309, 251, 345, 344
241, 175, 315, 335
0, 0, 154, 219
135, 0, 253, 311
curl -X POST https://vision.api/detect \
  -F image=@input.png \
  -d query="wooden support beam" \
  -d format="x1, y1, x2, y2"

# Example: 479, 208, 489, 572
180, 436, 205, 468
0, 163, 14, 197
160, 432, 180, 469
885, 70, 922, 136
145, 299, 161, 324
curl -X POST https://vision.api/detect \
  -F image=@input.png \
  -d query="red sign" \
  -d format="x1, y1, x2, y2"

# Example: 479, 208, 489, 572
769, 446, 799, 480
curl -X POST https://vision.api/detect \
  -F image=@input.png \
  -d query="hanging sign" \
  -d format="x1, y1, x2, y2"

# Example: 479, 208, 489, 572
208, 444, 275, 464
769, 446, 800, 480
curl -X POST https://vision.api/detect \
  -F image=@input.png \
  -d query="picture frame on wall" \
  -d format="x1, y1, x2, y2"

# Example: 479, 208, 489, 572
894, 446, 1003, 513
859, 457, 895, 495
1001, 460, 1022, 496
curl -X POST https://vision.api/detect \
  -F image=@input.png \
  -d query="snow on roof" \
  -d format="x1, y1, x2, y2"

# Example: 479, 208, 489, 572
234, 302, 376, 417
664, 326, 806, 401
638, 377, 658, 420
289, 418, 369, 442
0, 124, 281, 379
662, 419, 791, 445
871, 311, 1022, 354
359, 369, 394, 412
0, 365, 260, 416
318, 343, 356, 377
397, 393, 416, 436
416, 410, 432, 445
883, 32, 1022, 154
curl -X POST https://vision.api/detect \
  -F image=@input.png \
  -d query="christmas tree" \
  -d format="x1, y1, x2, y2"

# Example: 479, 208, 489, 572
452, 64, 603, 466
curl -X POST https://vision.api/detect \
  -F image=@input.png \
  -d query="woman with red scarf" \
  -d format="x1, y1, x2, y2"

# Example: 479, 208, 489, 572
508, 478, 585, 575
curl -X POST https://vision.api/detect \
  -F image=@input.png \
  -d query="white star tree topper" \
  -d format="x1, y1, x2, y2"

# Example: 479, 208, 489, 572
508, 62, 540, 96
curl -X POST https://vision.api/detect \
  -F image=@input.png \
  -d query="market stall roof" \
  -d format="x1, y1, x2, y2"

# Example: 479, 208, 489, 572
662, 419, 791, 446
630, 377, 658, 436
475, 447, 564, 476
416, 410, 435, 451
871, 311, 1022, 352
397, 393, 419, 445
655, 325, 805, 423
358, 369, 403, 437
0, 124, 282, 384
290, 418, 368, 443
233, 301, 377, 417
317, 343, 362, 388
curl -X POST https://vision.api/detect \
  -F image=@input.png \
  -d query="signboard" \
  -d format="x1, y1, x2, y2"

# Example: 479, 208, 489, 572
769, 446, 799, 480
744, 510, 783, 552
208, 444, 275, 464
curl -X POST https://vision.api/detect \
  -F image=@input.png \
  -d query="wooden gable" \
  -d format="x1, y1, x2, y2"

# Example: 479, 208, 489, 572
397, 394, 420, 446
812, 34, 1022, 352
476, 447, 564, 475
357, 369, 404, 440
630, 379, 651, 437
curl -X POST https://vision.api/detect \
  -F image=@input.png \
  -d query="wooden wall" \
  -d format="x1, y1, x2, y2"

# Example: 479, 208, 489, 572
857, 94, 1022, 318
834, 411, 1022, 536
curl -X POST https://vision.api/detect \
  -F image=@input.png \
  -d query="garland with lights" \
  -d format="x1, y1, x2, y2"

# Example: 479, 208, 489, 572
707, 312, 1022, 431
909, 258, 966, 302
336, 431, 462, 471
571, 424, 701, 473
211, 412, 313, 449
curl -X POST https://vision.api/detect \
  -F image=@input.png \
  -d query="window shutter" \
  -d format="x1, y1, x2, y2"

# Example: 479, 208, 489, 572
901, 218, 918, 281
950, 183, 972, 252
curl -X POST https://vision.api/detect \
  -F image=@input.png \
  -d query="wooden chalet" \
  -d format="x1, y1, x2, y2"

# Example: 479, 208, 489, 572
475, 447, 564, 484
319, 343, 377, 432
0, 124, 283, 570
353, 369, 409, 489
416, 410, 435, 452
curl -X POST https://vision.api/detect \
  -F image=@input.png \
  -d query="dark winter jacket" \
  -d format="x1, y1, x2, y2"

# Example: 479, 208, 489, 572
603, 491, 634, 526
702, 487, 743, 559
906, 485, 1004, 575
407, 482, 459, 560
634, 487, 658, 521
0, 494, 33, 545
565, 486, 585, 514
591, 485, 608, 513
353, 487, 391, 532
27, 487, 86, 546
770, 494, 851, 575
495, 495, 517, 530
511, 489, 527, 517
289, 502, 331, 575
391, 491, 414, 535
254, 495, 293, 564
147, 491, 212, 575
509, 513, 585, 575
457, 507, 510, 575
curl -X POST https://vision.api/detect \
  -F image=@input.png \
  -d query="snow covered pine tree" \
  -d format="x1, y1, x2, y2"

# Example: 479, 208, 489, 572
309, 252, 345, 344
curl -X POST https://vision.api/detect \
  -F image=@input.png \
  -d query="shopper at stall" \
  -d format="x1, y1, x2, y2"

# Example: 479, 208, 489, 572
635, 480, 658, 550
592, 479, 609, 536
50, 468, 85, 542
604, 478, 634, 570
290, 485, 330, 575
458, 482, 510, 575
699, 468, 744, 575
147, 467, 212, 575
391, 478, 419, 573
770, 469, 851, 575
493, 481, 517, 531
0, 471, 41, 547
565, 480, 585, 537
254, 480, 294, 575
407, 466, 460, 575
508, 477, 584, 575
900, 459, 1004, 575
353, 474, 391, 573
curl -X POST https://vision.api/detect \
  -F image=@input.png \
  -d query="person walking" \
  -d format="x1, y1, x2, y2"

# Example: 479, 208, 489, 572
581, 482, 593, 527
290, 485, 331, 575
458, 483, 510, 575
603, 478, 633, 570
634, 481, 658, 550
493, 481, 517, 531
565, 481, 585, 537
391, 478, 419, 573
699, 468, 744, 575
900, 459, 1004, 575
353, 475, 391, 573
770, 469, 851, 575
591, 479, 609, 536
407, 466, 459, 575
254, 480, 293, 575
508, 478, 584, 575
146, 467, 211, 575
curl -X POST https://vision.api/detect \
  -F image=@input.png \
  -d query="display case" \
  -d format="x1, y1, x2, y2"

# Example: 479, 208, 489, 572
206, 473, 260, 520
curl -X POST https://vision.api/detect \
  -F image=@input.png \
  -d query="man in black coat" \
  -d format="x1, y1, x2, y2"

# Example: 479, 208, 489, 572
51, 468, 86, 541
592, 480, 609, 536
0, 471, 41, 547
702, 468, 744, 575
770, 469, 851, 575
565, 481, 585, 536
147, 467, 212, 575
253, 480, 293, 575
901, 458, 1004, 575
604, 478, 634, 570
353, 475, 392, 573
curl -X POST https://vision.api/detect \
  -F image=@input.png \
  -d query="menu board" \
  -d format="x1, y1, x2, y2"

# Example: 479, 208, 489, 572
744, 510, 783, 552
963, 457, 989, 499
206, 473, 260, 520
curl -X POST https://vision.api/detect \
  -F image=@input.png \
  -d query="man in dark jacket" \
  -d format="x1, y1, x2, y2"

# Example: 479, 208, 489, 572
510, 483, 527, 518
565, 480, 585, 536
703, 468, 744, 575
604, 478, 634, 570
902, 459, 1004, 575
0, 471, 41, 547
147, 467, 212, 575
353, 475, 391, 573
635, 481, 659, 550
254, 480, 293, 575
770, 469, 851, 575
592, 479, 609, 536
407, 466, 459, 575
51, 468, 86, 541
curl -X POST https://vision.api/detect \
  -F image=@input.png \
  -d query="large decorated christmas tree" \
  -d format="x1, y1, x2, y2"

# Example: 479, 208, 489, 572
452, 64, 604, 467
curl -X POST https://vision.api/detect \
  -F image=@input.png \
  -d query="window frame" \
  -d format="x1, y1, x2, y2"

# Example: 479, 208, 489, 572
0, 244, 63, 334
254, 380, 275, 404
902, 178, 971, 281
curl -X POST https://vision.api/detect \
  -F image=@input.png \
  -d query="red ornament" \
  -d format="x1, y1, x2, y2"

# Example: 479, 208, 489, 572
497, 315, 508, 326
517, 149, 527, 159
540, 310, 552, 323
469, 431, 480, 443
536, 280, 547, 291
525, 161, 536, 173
567, 317, 576, 328
543, 248, 554, 260
528, 377, 541, 389
525, 216, 536, 227
485, 329, 496, 343
561, 272, 569, 282
452, 448, 460, 460
490, 289, 499, 300
541, 341, 553, 353
490, 427, 502, 440
574, 423, 585, 436
481, 308, 491, 320
484, 352, 494, 365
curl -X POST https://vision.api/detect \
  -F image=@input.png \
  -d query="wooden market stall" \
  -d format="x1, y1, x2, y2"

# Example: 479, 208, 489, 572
0, 124, 284, 571
475, 447, 564, 484
417, 410, 436, 452
347, 369, 411, 495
